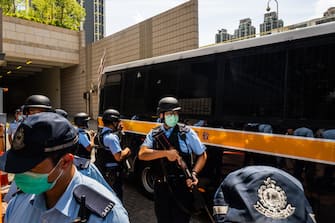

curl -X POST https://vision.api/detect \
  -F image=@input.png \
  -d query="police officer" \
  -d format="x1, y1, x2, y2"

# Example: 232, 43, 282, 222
55, 108, 68, 118
73, 112, 96, 160
0, 112, 129, 223
138, 96, 207, 223
22, 94, 52, 115
4, 96, 113, 203
95, 109, 131, 201
8, 108, 23, 146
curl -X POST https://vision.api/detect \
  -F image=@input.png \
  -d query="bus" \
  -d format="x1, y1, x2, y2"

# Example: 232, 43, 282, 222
98, 21, 335, 222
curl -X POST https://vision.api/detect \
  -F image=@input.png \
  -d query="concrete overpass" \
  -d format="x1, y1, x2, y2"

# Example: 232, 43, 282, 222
0, 15, 81, 113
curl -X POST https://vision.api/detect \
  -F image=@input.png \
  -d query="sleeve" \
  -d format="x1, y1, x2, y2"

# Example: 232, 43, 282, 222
104, 134, 122, 155
78, 132, 91, 148
186, 128, 206, 155
141, 130, 154, 148
7, 124, 13, 135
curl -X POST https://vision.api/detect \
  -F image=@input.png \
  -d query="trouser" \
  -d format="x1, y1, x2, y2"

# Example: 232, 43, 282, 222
154, 178, 193, 223
104, 167, 123, 201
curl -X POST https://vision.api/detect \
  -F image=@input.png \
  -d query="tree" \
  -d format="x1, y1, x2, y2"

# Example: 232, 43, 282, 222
0, 0, 85, 30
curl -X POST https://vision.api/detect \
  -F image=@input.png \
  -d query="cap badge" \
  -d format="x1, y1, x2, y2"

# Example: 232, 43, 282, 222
254, 177, 295, 219
12, 127, 25, 150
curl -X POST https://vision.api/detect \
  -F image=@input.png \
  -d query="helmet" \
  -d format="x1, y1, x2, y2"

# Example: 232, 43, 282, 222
102, 109, 120, 123
74, 112, 90, 127
157, 97, 181, 113
55, 108, 68, 118
23, 95, 52, 114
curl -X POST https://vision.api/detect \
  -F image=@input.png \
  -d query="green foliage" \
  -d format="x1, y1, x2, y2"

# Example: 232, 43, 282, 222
0, 0, 85, 31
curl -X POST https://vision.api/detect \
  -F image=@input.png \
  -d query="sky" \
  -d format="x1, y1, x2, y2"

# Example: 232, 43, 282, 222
105, 0, 335, 46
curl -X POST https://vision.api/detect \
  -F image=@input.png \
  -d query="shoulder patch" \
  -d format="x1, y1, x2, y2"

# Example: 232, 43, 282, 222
73, 185, 115, 218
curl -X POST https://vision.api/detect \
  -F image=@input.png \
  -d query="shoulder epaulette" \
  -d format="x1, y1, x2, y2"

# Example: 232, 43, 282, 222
178, 124, 190, 133
73, 184, 115, 218
152, 125, 163, 136
73, 157, 90, 170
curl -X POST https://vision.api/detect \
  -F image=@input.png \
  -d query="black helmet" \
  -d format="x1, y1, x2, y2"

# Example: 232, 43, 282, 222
23, 95, 52, 114
74, 112, 90, 127
55, 108, 68, 118
102, 109, 120, 123
157, 97, 181, 113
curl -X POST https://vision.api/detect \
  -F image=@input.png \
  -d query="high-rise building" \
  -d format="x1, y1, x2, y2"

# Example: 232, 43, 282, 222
234, 18, 256, 39
215, 29, 233, 43
78, 0, 104, 44
287, 7, 335, 30
259, 11, 284, 35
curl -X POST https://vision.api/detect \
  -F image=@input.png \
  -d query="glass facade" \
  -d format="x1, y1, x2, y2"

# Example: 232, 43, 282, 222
78, 0, 104, 43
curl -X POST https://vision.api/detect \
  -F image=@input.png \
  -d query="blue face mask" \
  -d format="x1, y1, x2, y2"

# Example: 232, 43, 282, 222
14, 162, 63, 195
165, 114, 179, 128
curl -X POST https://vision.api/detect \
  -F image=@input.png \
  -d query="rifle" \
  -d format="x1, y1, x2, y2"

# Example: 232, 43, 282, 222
153, 130, 193, 180
153, 130, 215, 223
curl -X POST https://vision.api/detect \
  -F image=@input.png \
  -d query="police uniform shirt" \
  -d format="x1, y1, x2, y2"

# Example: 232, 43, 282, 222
78, 128, 91, 148
101, 127, 122, 154
78, 161, 114, 192
142, 124, 206, 155
7, 120, 21, 137
4, 162, 115, 204
5, 169, 130, 223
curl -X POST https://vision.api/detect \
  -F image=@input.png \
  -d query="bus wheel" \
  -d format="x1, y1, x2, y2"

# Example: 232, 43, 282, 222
137, 164, 154, 199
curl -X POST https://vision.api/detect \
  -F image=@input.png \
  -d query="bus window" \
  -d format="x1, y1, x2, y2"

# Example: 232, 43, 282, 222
148, 62, 179, 111
222, 49, 286, 120
122, 69, 147, 116
101, 72, 122, 112
287, 40, 335, 125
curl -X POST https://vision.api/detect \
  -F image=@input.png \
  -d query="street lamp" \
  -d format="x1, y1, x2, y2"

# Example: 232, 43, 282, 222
266, 0, 279, 20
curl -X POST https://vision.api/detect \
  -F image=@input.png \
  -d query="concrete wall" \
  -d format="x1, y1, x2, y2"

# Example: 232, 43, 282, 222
30, 69, 61, 108
62, 0, 199, 118
2, 16, 80, 67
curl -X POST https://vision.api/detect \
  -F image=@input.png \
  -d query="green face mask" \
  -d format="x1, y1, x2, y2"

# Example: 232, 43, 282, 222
165, 114, 179, 128
14, 163, 63, 195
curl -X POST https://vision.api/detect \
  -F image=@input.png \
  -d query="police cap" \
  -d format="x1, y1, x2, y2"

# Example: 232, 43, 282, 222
157, 97, 181, 113
23, 94, 52, 114
0, 112, 78, 173
213, 166, 316, 223
102, 109, 120, 123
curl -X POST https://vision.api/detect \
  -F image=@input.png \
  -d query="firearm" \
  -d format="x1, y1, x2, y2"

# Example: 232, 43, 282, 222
153, 130, 193, 180
153, 130, 215, 223
117, 127, 131, 171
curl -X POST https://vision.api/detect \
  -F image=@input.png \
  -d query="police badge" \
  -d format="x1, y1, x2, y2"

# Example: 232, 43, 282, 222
12, 127, 25, 150
254, 177, 295, 219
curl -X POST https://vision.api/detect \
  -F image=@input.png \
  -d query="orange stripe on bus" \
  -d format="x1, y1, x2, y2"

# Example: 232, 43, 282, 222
120, 120, 335, 165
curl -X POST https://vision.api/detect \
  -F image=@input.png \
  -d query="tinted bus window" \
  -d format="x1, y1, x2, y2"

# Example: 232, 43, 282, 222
222, 49, 286, 121
178, 56, 217, 116
122, 69, 147, 116
286, 36, 335, 126
148, 62, 179, 112
101, 73, 122, 112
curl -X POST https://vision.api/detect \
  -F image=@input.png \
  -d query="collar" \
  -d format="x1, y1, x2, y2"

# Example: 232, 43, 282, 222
28, 169, 82, 218
102, 126, 112, 133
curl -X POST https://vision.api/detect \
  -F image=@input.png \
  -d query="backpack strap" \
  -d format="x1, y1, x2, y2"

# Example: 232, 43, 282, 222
73, 184, 115, 221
